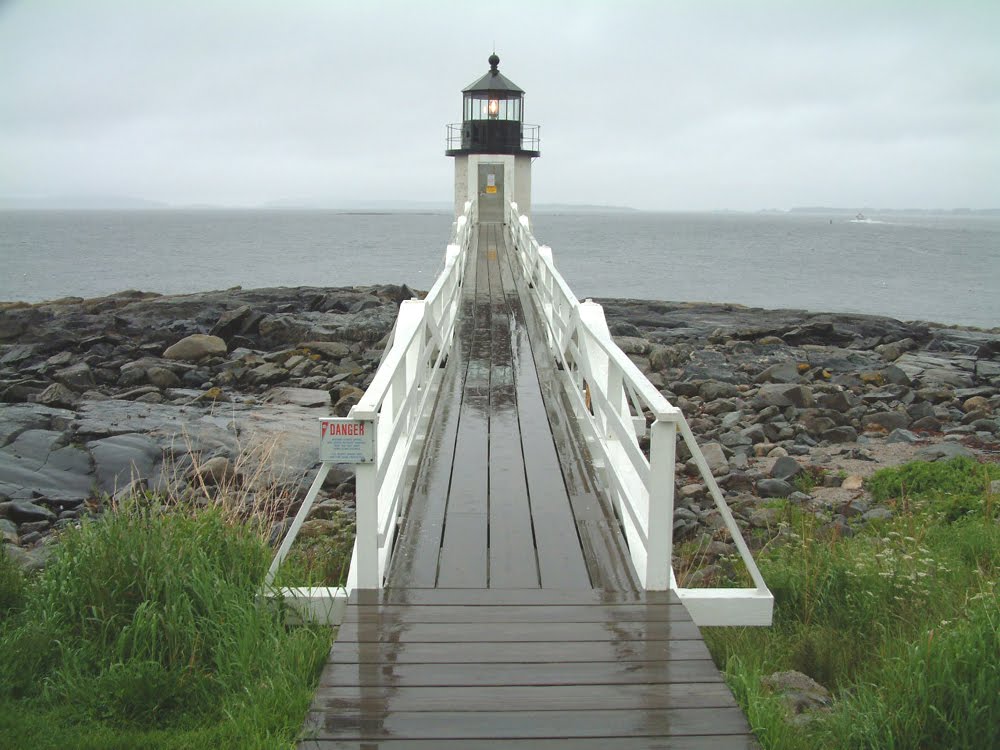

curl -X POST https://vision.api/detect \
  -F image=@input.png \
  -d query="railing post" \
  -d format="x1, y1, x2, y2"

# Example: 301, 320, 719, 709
354, 423, 380, 588
646, 418, 676, 590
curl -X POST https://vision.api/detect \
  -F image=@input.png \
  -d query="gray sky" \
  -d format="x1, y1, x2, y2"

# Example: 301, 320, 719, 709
2, 0, 998, 211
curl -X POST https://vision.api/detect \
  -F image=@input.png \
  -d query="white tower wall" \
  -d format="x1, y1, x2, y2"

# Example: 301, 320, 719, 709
453, 153, 532, 220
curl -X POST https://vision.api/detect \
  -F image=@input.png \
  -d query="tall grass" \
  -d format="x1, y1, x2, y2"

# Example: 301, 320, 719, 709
0, 496, 331, 748
705, 457, 1000, 749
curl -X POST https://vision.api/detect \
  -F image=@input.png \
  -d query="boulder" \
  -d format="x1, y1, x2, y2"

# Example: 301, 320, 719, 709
6, 500, 56, 522
862, 411, 910, 433
770, 456, 803, 481
87, 433, 161, 494
757, 384, 814, 409
755, 362, 802, 384
700, 381, 740, 401
914, 442, 974, 462
54, 362, 95, 391
34, 382, 80, 409
757, 478, 793, 498
613, 336, 650, 355
265, 387, 331, 408
762, 670, 832, 720
4, 543, 54, 573
146, 366, 181, 389
698, 442, 729, 476
163, 334, 227, 362
962, 395, 992, 414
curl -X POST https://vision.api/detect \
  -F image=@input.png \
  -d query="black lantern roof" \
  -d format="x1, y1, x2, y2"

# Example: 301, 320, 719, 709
462, 54, 524, 95
446, 53, 539, 158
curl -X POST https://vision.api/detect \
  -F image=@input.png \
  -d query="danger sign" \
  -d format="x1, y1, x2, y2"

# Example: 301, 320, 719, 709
319, 418, 375, 463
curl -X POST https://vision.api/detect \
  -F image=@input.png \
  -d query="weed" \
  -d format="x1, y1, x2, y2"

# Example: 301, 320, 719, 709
705, 457, 1000, 749
0, 496, 331, 746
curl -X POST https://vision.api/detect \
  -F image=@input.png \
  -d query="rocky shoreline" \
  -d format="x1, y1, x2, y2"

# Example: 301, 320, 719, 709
2, 287, 998, 576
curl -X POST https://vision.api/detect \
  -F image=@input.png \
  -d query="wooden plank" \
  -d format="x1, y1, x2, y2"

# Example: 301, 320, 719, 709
300, 738, 758, 750
498, 229, 640, 591
443, 396, 489, 514
317, 659, 724, 688
386, 225, 480, 588
334, 619, 703, 643
436, 513, 487, 588
385, 351, 464, 588
344, 604, 692, 624
309, 681, 736, 713
487, 387, 538, 588
303, 706, 751, 740
355, 588, 679, 606
327, 639, 712, 664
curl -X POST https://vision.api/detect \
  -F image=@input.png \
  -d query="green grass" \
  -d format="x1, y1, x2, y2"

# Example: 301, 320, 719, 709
0, 498, 332, 749
705, 457, 1000, 749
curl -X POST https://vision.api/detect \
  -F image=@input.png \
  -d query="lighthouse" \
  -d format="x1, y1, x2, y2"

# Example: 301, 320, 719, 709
446, 53, 540, 222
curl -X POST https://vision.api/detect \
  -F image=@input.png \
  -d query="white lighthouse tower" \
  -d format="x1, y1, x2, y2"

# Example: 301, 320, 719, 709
445, 53, 540, 222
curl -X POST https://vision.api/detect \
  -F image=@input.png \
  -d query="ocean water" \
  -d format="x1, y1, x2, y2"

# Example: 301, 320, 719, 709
1, 209, 997, 329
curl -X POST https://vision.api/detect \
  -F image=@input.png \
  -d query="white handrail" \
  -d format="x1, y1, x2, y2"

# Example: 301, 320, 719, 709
506, 200, 772, 626
348, 199, 476, 589
266, 200, 476, 594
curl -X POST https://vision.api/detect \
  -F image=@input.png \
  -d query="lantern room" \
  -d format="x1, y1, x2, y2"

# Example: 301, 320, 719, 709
446, 53, 540, 222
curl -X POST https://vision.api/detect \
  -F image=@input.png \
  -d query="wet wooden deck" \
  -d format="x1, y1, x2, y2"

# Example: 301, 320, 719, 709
299, 223, 755, 748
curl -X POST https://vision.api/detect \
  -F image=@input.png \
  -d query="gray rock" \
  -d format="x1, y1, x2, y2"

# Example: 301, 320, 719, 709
757, 383, 814, 409
862, 411, 910, 432
6, 429, 65, 461
613, 336, 650, 355
755, 362, 801, 384
146, 366, 181, 389
914, 442, 974, 462
698, 442, 729, 476
34, 382, 80, 409
210, 305, 256, 339
0, 518, 18, 544
720, 411, 743, 429
700, 381, 740, 401
757, 478, 793, 498
910, 415, 943, 431
815, 389, 853, 412
7, 500, 56, 522
971, 418, 999, 434
163, 334, 227, 362
4, 542, 54, 572
87, 433, 161, 494
54, 362, 95, 391
265, 387, 331, 408
862, 507, 894, 522
750, 507, 784, 527
821, 426, 858, 443
246, 363, 287, 386
301, 340, 351, 359
762, 670, 832, 718
0, 447, 92, 503
770, 456, 803, 481
191, 455, 233, 486
886, 428, 920, 444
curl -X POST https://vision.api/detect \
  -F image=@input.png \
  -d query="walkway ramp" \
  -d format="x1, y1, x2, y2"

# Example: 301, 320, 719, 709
300, 588, 754, 748
295, 219, 758, 748
386, 222, 633, 591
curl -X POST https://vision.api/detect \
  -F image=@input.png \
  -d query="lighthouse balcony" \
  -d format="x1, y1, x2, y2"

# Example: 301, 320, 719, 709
445, 122, 540, 157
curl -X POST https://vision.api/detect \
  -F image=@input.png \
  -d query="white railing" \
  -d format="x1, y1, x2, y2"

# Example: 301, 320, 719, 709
265, 200, 475, 607
507, 200, 772, 626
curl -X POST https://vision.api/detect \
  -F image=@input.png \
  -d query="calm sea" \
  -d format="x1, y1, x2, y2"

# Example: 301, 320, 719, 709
1, 210, 997, 329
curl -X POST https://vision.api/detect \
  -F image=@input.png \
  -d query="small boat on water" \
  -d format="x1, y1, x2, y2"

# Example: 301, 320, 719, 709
855, 212, 866, 221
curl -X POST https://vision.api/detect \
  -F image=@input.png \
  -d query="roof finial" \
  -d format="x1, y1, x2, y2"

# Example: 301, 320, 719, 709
488, 50, 500, 73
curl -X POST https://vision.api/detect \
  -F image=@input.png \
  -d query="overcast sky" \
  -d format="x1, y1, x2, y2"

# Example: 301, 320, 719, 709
1, 0, 998, 211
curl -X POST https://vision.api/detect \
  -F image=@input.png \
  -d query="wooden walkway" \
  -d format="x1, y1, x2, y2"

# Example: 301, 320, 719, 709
299, 223, 755, 748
